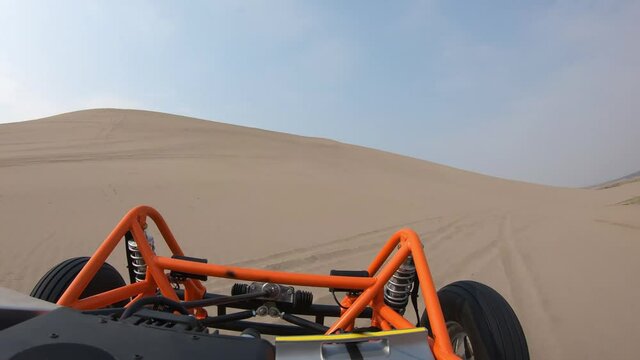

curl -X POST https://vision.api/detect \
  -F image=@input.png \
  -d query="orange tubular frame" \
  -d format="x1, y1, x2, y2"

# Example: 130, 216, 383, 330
56, 206, 459, 360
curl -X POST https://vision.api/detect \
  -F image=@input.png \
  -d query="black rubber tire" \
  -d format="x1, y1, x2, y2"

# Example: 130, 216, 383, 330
31, 257, 127, 307
421, 280, 529, 360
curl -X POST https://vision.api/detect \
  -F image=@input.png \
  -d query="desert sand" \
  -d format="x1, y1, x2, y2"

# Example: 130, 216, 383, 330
0, 109, 638, 359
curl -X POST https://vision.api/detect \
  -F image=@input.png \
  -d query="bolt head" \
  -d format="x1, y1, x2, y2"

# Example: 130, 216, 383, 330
256, 306, 268, 316
268, 307, 280, 318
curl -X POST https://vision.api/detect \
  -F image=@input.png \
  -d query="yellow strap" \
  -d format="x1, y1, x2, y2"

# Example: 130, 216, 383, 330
276, 327, 427, 342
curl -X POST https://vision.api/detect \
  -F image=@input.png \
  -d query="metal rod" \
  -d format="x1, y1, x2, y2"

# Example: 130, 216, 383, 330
174, 289, 374, 318
155, 256, 376, 290
181, 291, 268, 308
281, 313, 329, 333
200, 310, 255, 326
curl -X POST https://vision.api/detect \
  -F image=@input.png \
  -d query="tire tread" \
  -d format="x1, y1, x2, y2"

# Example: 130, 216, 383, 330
30, 257, 126, 306
423, 280, 529, 360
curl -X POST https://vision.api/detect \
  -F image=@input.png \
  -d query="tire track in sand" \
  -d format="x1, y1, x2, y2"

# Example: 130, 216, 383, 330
498, 215, 562, 359
203, 216, 456, 291
432, 215, 501, 281
226, 216, 446, 270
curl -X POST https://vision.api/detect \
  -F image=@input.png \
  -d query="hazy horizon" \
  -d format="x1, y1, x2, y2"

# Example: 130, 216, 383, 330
1, 1, 638, 187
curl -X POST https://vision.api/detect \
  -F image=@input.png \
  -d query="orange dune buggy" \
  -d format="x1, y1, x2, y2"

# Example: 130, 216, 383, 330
1, 206, 529, 359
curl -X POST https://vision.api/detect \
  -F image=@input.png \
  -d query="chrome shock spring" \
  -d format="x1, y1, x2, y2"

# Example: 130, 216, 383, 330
126, 230, 155, 282
384, 256, 416, 314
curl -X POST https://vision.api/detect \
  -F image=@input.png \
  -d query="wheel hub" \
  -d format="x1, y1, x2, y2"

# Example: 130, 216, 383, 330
447, 321, 474, 360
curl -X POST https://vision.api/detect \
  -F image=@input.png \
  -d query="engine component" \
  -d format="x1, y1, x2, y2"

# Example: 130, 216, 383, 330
384, 256, 416, 314
231, 282, 313, 309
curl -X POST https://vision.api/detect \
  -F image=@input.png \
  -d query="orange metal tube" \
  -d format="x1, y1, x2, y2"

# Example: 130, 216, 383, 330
379, 304, 414, 329
405, 230, 457, 359
57, 214, 134, 306
369, 291, 386, 330
326, 245, 411, 334
130, 223, 179, 301
191, 278, 206, 293
145, 207, 185, 256
134, 206, 206, 298
367, 234, 401, 275
154, 257, 376, 289
183, 279, 206, 301
72, 281, 151, 310
339, 296, 356, 332
379, 319, 392, 331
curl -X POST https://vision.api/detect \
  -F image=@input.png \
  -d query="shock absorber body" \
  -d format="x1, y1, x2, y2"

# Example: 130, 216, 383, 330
124, 229, 156, 283
384, 255, 416, 314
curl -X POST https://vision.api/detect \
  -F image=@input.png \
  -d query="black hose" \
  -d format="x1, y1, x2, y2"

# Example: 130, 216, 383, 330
281, 313, 329, 334
181, 291, 269, 308
120, 296, 189, 320
199, 310, 255, 326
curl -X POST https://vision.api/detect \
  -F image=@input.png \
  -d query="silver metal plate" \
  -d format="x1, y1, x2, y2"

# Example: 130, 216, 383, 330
275, 328, 435, 360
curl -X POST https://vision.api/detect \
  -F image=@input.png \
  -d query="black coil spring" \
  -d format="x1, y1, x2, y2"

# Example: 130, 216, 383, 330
293, 290, 313, 308
231, 283, 249, 295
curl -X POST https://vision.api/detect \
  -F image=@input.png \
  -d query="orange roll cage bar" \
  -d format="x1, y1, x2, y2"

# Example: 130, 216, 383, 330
56, 206, 459, 360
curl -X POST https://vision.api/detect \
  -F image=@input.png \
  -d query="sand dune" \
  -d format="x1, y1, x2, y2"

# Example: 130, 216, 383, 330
595, 170, 640, 189
1, 109, 638, 359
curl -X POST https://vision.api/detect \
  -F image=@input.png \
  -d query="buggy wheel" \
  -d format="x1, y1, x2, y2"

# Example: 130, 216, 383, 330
421, 280, 529, 360
31, 257, 127, 307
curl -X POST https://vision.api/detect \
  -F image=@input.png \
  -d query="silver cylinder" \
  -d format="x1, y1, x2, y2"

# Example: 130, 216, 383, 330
127, 230, 156, 282
383, 256, 416, 314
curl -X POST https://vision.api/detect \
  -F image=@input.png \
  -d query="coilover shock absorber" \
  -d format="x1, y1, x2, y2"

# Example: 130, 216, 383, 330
384, 255, 416, 314
124, 227, 156, 283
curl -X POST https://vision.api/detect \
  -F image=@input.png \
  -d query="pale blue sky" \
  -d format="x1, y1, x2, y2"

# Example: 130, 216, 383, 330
0, 1, 638, 187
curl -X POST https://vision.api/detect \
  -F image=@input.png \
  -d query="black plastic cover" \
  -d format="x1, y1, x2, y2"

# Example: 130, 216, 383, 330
0, 307, 275, 360
169, 254, 208, 281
